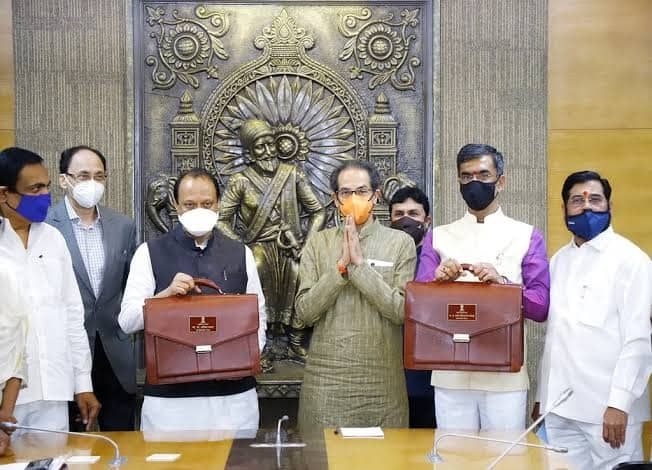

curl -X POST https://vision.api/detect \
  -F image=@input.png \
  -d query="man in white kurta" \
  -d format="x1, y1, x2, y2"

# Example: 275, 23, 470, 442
0, 147, 97, 431
119, 169, 266, 432
0, 263, 28, 426
537, 171, 652, 470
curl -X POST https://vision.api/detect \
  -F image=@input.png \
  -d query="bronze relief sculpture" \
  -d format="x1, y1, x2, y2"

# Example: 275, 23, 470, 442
140, 6, 428, 378
218, 119, 325, 370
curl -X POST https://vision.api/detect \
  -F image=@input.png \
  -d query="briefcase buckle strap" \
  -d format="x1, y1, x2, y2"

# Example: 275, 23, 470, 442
453, 333, 470, 343
196, 345, 213, 353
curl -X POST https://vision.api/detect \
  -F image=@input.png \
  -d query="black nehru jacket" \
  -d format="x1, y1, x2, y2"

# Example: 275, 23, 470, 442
144, 224, 255, 398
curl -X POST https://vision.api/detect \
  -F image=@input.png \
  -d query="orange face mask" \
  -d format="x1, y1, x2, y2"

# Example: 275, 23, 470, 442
340, 194, 374, 225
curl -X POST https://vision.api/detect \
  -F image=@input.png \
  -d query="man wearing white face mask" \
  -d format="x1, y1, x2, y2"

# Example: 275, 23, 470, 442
47, 146, 137, 431
119, 168, 266, 432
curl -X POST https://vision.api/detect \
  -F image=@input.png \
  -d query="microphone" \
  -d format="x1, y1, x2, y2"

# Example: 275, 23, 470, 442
485, 388, 572, 469
1, 422, 127, 468
427, 433, 567, 463
276, 415, 288, 446
426, 388, 573, 467
249, 416, 306, 469
249, 415, 306, 449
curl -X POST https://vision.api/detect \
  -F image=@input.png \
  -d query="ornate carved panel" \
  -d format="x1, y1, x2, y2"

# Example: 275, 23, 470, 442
135, 1, 433, 239
134, 1, 434, 372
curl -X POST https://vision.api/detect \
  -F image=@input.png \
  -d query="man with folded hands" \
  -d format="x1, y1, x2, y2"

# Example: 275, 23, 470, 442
119, 168, 266, 431
296, 160, 416, 432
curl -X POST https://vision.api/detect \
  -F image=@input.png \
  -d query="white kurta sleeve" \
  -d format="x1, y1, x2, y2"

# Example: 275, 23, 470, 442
61, 241, 93, 394
119, 243, 156, 335
244, 246, 267, 351
0, 266, 28, 386
607, 256, 652, 413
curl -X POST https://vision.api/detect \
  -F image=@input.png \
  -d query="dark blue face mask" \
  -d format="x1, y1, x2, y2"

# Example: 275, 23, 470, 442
6, 192, 52, 223
565, 209, 610, 241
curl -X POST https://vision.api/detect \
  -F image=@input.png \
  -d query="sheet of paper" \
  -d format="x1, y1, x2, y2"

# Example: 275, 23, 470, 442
146, 453, 181, 462
337, 427, 384, 438
66, 455, 101, 464
0, 464, 28, 470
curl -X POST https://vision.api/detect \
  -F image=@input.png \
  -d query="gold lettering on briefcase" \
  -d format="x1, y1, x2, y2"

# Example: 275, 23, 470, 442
447, 304, 477, 321
189, 316, 217, 332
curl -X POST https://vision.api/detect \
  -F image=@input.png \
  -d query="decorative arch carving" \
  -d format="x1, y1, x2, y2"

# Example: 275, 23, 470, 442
201, 9, 369, 203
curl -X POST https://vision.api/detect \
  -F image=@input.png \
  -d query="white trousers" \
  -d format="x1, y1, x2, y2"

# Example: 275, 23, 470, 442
545, 412, 643, 470
434, 387, 526, 431
141, 388, 260, 432
11, 401, 69, 451
13, 400, 68, 431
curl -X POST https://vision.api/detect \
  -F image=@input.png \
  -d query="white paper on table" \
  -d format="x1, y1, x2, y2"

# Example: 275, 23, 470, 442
146, 453, 181, 462
336, 427, 384, 439
0, 464, 28, 470
66, 455, 101, 464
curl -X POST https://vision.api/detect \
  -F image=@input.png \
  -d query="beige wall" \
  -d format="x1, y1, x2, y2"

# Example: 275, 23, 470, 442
548, 0, 652, 255
11, 0, 133, 215
0, 0, 13, 148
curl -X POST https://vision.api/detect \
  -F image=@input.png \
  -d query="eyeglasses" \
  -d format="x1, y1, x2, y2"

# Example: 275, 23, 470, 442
459, 171, 498, 184
336, 187, 374, 201
66, 172, 108, 182
567, 194, 607, 209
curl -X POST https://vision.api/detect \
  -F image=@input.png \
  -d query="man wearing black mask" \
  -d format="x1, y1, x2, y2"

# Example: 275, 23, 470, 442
389, 186, 431, 270
415, 143, 550, 432
389, 186, 435, 428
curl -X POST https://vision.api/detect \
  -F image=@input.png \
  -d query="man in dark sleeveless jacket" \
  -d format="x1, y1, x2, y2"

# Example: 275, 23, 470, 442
119, 168, 266, 431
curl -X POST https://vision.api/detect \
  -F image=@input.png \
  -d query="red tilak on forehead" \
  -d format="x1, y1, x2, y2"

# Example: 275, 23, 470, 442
583, 191, 589, 197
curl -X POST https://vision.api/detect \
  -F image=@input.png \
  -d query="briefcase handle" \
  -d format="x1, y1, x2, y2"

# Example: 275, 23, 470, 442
194, 278, 225, 295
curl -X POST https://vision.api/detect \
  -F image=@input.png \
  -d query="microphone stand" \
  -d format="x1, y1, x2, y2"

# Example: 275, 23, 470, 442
425, 388, 573, 468
249, 416, 306, 469
427, 433, 567, 463
485, 388, 572, 469
1, 422, 127, 468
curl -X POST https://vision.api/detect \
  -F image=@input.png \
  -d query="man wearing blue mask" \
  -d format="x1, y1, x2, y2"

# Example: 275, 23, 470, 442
535, 171, 652, 470
0, 147, 99, 432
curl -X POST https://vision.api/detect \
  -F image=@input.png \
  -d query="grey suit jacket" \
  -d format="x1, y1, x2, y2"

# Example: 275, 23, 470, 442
46, 199, 137, 394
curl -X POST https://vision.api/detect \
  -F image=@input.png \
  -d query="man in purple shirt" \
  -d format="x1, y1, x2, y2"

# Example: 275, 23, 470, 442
415, 143, 550, 431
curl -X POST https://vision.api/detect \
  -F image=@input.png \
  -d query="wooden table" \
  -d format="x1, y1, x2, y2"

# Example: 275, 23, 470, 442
0, 428, 573, 469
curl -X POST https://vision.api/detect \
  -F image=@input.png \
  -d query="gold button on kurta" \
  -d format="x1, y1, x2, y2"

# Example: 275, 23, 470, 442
296, 220, 417, 433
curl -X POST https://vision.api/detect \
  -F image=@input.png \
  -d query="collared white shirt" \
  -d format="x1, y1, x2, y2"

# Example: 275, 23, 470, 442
537, 226, 652, 424
0, 262, 29, 403
0, 218, 93, 404
64, 196, 105, 297
119, 241, 267, 351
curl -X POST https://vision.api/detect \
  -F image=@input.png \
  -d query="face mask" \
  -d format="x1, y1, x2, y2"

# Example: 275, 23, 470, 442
68, 177, 105, 208
390, 216, 427, 245
178, 208, 219, 237
460, 180, 497, 211
6, 192, 51, 223
340, 194, 374, 225
565, 209, 610, 241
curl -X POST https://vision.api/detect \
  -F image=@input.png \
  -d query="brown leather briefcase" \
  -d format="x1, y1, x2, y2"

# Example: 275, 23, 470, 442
404, 280, 523, 372
144, 278, 261, 385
